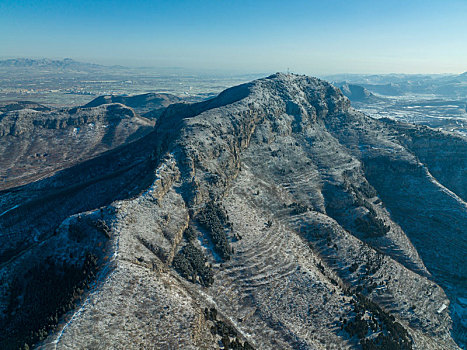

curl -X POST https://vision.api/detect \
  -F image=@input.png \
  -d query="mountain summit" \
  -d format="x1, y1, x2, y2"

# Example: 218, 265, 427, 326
0, 74, 465, 349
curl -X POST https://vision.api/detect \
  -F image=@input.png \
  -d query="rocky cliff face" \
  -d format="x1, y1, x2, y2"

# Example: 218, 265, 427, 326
0, 102, 154, 190
0, 74, 465, 349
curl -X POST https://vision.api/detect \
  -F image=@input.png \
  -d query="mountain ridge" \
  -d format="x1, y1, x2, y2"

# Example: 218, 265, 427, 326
0, 73, 465, 349
0, 58, 107, 70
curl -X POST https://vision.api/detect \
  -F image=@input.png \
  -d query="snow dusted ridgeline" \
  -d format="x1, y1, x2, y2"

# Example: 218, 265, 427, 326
0, 74, 466, 349
0, 101, 155, 190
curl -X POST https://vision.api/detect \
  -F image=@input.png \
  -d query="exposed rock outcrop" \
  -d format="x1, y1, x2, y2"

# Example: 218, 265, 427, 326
0, 102, 154, 189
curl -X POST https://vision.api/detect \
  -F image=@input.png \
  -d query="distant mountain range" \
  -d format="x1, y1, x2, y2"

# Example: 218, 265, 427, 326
326, 72, 467, 98
0, 58, 105, 68
0, 58, 123, 71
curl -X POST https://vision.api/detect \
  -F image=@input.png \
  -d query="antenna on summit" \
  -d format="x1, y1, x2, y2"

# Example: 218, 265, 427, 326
287, 67, 290, 74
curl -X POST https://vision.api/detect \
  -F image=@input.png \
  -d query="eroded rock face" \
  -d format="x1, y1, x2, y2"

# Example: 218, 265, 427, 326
0, 73, 465, 349
0, 102, 154, 190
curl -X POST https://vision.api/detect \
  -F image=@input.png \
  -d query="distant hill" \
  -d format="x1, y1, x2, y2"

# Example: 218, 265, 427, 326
458, 71, 467, 82
84, 93, 184, 118
0, 101, 51, 113
337, 82, 380, 102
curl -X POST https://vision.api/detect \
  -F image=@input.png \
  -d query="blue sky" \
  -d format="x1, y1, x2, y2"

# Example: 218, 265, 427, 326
1, 0, 466, 74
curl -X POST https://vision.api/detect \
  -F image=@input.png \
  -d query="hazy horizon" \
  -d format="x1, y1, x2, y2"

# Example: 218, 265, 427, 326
1, 0, 466, 75
1, 56, 466, 77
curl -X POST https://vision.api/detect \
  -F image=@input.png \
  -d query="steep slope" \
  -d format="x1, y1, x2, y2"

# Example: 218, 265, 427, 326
0, 102, 154, 190
0, 74, 465, 349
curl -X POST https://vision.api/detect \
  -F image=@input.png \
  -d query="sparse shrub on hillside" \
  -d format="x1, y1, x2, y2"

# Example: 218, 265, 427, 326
353, 190, 367, 208
355, 213, 390, 238
95, 219, 111, 238
288, 202, 309, 215
351, 184, 378, 211
173, 243, 214, 287
359, 182, 378, 198
197, 201, 232, 260
343, 293, 412, 350
349, 262, 359, 273
1, 253, 99, 350
203, 307, 255, 349
184, 225, 197, 242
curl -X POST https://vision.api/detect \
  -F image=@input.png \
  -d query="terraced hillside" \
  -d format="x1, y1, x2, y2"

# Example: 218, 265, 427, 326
0, 74, 465, 349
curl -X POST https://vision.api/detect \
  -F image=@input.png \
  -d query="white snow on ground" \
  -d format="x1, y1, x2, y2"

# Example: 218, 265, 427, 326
0, 204, 19, 217
437, 303, 448, 314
